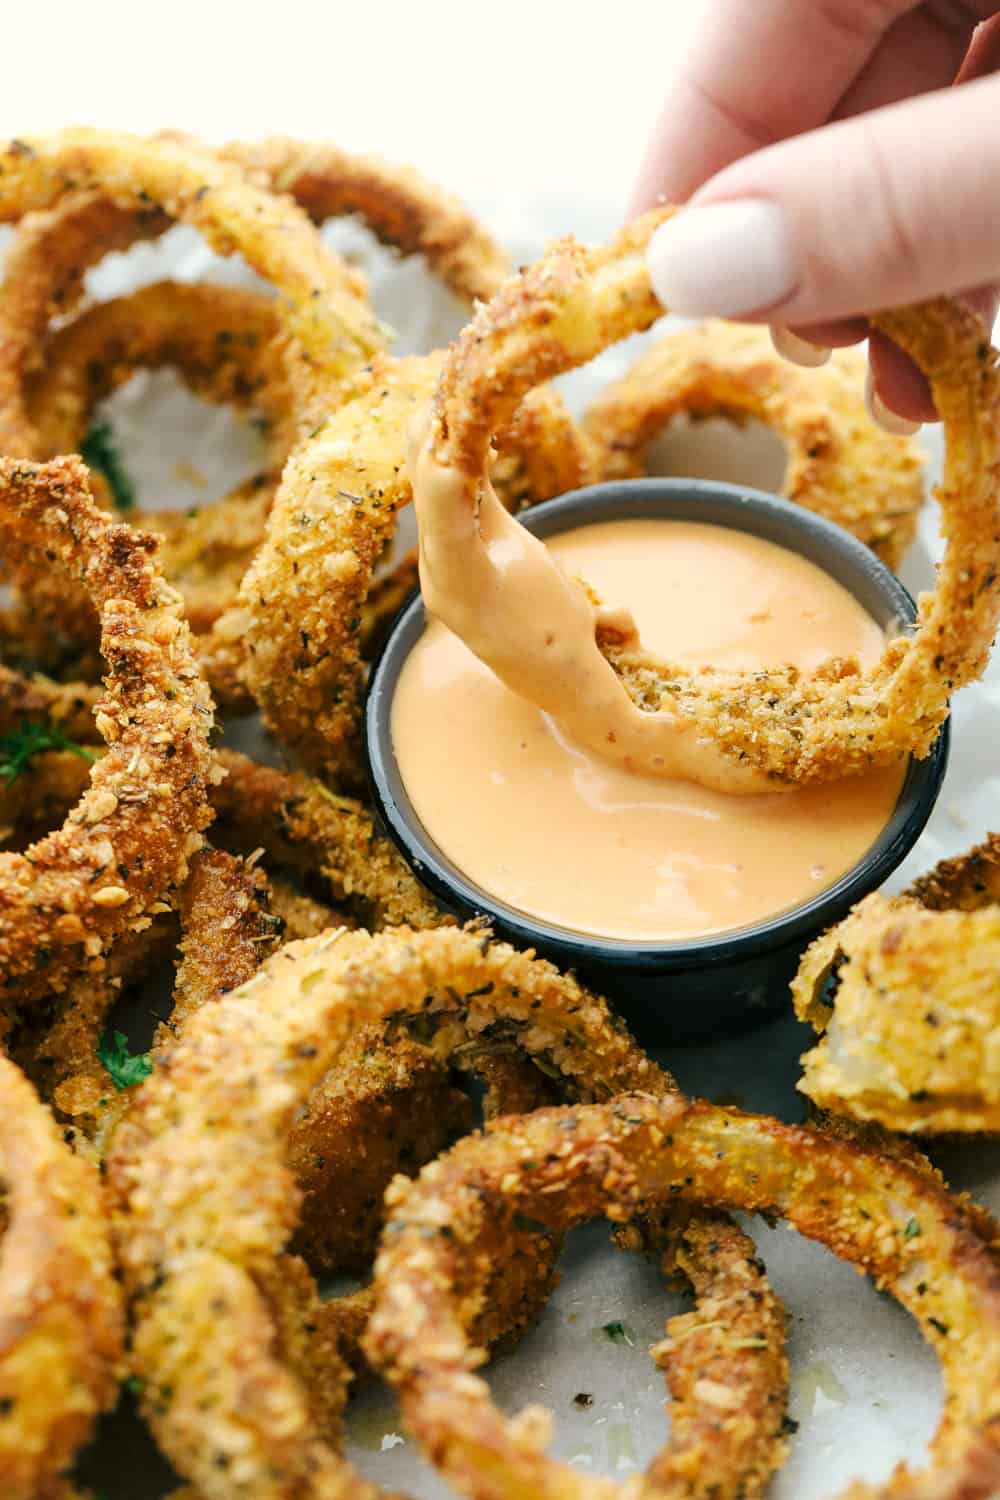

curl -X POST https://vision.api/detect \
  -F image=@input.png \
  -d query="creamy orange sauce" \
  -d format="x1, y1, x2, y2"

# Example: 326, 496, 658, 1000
392, 519, 906, 941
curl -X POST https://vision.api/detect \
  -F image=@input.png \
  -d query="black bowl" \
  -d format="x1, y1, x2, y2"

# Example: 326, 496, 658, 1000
366, 478, 948, 1044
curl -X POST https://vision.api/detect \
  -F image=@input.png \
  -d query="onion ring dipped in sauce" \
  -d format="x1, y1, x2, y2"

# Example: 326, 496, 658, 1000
411, 208, 1000, 791
584, 321, 925, 570
794, 833, 1000, 1134
107, 926, 789, 1500
367, 1093, 1000, 1500
0, 456, 217, 1005
0, 1055, 123, 1499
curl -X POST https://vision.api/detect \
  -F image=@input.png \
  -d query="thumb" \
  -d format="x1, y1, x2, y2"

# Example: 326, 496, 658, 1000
645, 72, 1000, 327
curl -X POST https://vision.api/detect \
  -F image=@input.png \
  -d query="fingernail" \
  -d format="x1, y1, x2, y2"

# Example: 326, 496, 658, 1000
864, 367, 921, 436
647, 200, 798, 317
770, 323, 831, 368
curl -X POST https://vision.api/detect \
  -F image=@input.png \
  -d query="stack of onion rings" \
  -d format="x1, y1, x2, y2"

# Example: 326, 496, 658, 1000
107, 925, 789, 1500
367, 1093, 1000, 1500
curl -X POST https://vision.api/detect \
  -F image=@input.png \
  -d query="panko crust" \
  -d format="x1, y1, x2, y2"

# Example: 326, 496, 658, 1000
106, 926, 783, 1500
584, 321, 925, 568
223, 136, 512, 306
0, 456, 217, 1004
212, 750, 439, 929
794, 833, 1000, 1134
0, 1056, 123, 1499
367, 1094, 1000, 1500
426, 207, 1000, 786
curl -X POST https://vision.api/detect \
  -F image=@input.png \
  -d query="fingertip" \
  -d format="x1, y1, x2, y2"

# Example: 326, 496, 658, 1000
864, 365, 923, 436
868, 331, 937, 425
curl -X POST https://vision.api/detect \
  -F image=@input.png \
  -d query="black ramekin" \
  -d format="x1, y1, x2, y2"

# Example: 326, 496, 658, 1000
366, 478, 948, 1044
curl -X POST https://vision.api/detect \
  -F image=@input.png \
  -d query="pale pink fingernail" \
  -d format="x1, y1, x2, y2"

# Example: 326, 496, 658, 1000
770, 323, 831, 368
647, 200, 798, 317
864, 367, 921, 436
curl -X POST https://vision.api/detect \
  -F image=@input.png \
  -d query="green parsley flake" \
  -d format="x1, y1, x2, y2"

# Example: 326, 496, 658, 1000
81, 422, 137, 512
903, 1218, 922, 1241
97, 1030, 152, 1091
600, 1320, 635, 1346
0, 720, 95, 784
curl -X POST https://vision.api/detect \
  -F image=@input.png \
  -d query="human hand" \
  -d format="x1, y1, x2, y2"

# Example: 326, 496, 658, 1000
631, 2, 1000, 428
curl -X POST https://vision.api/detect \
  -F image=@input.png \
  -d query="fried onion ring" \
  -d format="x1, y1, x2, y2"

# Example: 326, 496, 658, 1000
414, 208, 1000, 788
211, 749, 439, 930
0, 456, 217, 1004
794, 833, 1000, 1134
223, 136, 511, 305
584, 321, 925, 569
0, 1055, 122, 1498
107, 925, 787, 1500
367, 1092, 1000, 1500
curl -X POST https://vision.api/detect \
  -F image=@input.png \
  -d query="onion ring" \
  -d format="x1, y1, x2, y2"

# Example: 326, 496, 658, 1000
0, 1054, 122, 1498
107, 925, 787, 1500
367, 1092, 1000, 1500
794, 833, 1000, 1134
584, 321, 925, 569
211, 749, 440, 930
223, 136, 511, 305
24, 280, 293, 646
414, 208, 1000, 788
0, 455, 217, 1004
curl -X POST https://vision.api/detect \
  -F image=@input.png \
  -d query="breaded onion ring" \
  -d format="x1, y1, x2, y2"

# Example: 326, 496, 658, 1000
107, 926, 786, 1500
794, 833, 1000, 1134
0, 130, 381, 417
367, 1092, 1000, 1500
0, 456, 217, 1004
0, 1055, 122, 1498
415, 208, 1000, 787
25, 281, 292, 644
223, 136, 511, 305
0, 192, 170, 458
212, 749, 439, 930
584, 321, 925, 569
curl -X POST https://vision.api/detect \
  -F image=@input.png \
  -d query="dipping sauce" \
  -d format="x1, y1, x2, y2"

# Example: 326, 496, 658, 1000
391, 519, 906, 941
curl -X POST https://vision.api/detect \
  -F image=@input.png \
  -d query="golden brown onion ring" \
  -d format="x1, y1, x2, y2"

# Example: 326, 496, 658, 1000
794, 833, 1000, 1134
223, 136, 511, 305
107, 926, 786, 1500
0, 192, 170, 458
585, 321, 925, 569
367, 1093, 1000, 1500
231, 343, 594, 779
0, 1055, 122, 1498
15, 282, 292, 698
420, 208, 1000, 786
0, 456, 216, 1005
212, 749, 440, 929
0, 130, 381, 418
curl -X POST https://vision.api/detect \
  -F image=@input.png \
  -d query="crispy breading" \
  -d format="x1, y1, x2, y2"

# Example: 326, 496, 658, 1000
0, 457, 217, 1004
367, 1094, 1000, 1500
107, 926, 785, 1500
0, 1056, 122, 1498
423, 207, 1000, 786
585, 321, 925, 569
794, 833, 1000, 1134
212, 750, 439, 929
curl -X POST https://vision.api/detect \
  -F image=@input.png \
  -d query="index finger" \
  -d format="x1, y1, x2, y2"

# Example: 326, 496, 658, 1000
629, 0, 917, 212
